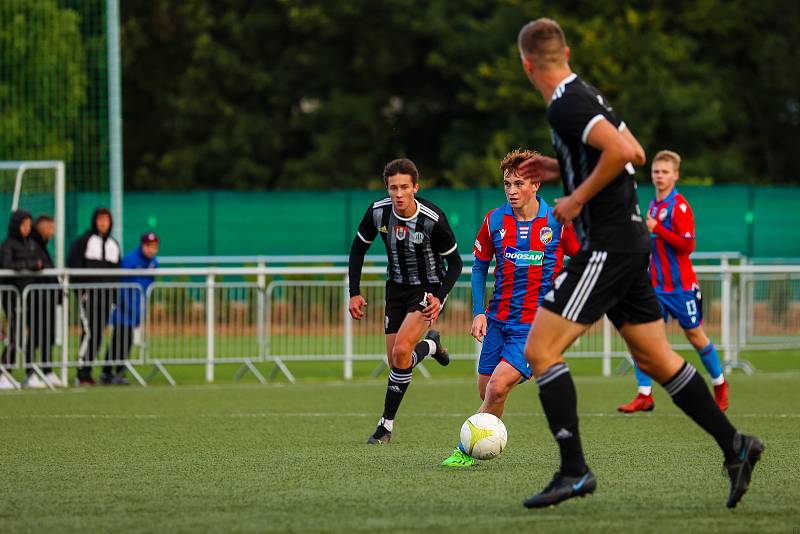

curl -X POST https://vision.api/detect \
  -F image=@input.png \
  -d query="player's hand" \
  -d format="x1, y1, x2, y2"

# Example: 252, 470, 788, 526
422, 294, 442, 323
646, 213, 657, 232
553, 194, 584, 224
471, 314, 487, 343
348, 295, 367, 320
518, 155, 560, 182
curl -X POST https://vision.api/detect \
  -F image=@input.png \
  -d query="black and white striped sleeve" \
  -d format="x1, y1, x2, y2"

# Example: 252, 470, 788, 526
355, 205, 378, 244
349, 205, 380, 297
430, 212, 458, 257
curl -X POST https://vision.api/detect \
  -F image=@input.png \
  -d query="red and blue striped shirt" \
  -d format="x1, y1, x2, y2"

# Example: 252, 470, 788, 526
472, 198, 579, 325
648, 188, 698, 293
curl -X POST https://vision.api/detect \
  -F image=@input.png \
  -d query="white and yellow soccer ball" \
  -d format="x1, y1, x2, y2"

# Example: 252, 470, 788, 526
459, 413, 508, 460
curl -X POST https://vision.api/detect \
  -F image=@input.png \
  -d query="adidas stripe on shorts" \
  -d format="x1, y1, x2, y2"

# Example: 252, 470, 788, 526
541, 250, 662, 328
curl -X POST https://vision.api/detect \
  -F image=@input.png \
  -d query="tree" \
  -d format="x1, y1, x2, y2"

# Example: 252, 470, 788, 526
120, 1, 800, 190
0, 0, 86, 165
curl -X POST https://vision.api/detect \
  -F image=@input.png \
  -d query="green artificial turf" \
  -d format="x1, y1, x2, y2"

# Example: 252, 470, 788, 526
1, 369, 798, 533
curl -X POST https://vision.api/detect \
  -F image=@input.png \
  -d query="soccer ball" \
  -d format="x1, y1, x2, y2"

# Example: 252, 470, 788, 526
459, 413, 508, 460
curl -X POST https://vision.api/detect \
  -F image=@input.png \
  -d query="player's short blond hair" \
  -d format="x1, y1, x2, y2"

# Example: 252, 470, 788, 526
517, 18, 568, 69
501, 149, 540, 181
653, 150, 682, 171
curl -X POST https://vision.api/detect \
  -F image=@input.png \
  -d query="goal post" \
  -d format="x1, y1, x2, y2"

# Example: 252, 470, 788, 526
0, 160, 66, 269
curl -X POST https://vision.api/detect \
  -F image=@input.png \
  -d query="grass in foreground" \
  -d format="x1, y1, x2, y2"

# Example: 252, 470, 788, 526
1, 371, 798, 533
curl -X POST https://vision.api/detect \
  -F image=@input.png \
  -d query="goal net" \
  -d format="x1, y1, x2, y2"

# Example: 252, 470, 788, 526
0, 161, 65, 268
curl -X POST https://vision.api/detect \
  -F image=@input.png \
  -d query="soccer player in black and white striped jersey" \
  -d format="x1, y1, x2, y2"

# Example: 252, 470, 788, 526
348, 158, 462, 444
515, 18, 762, 509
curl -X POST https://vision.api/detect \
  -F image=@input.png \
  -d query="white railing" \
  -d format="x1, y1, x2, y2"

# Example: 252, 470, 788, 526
0, 263, 797, 387
157, 251, 746, 267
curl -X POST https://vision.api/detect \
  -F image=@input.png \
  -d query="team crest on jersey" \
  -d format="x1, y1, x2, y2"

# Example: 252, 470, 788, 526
540, 226, 553, 245
411, 231, 425, 244
503, 246, 544, 266
658, 208, 668, 221
394, 225, 407, 240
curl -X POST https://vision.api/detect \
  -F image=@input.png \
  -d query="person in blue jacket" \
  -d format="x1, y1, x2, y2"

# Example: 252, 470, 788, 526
101, 232, 159, 385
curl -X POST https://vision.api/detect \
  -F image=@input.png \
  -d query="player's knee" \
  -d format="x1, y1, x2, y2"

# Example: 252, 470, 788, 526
685, 327, 708, 349
485, 380, 511, 403
390, 341, 413, 366
523, 341, 540, 365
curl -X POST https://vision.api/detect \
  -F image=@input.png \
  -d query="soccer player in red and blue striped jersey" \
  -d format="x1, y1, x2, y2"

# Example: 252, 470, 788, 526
441, 149, 579, 467
618, 150, 729, 413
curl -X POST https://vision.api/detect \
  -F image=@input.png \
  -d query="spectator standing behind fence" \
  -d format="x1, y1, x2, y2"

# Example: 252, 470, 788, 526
0, 210, 43, 390
101, 232, 159, 385
67, 208, 120, 386
26, 215, 65, 388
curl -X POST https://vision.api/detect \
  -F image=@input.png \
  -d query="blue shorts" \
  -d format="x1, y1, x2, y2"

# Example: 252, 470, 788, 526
478, 317, 532, 380
657, 289, 703, 330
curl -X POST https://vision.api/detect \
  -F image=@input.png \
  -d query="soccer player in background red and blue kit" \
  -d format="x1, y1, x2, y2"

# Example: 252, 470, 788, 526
441, 149, 579, 467
618, 150, 729, 413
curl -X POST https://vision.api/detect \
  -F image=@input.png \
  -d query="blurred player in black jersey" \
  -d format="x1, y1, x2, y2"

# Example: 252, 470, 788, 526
349, 158, 462, 444
515, 18, 762, 509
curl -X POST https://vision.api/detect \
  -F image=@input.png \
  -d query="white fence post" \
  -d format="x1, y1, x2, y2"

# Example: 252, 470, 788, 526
720, 258, 732, 367
257, 261, 266, 360
602, 315, 612, 377
60, 273, 70, 386
343, 276, 353, 380
206, 273, 215, 383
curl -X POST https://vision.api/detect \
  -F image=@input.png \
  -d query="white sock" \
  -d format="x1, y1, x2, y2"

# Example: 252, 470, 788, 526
638, 385, 652, 396
711, 375, 725, 386
425, 339, 437, 354
379, 417, 394, 432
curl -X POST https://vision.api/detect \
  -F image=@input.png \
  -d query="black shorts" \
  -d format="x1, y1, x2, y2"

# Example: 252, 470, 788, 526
541, 250, 662, 329
384, 281, 443, 334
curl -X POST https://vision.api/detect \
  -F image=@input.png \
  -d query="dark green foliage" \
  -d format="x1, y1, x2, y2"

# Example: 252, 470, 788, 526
120, 1, 800, 190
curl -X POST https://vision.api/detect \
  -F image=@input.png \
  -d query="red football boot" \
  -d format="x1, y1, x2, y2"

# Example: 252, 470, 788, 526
617, 393, 655, 413
714, 381, 729, 412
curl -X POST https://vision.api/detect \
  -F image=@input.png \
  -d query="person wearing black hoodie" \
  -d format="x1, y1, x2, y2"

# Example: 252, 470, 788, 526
67, 208, 121, 385
25, 215, 64, 387
0, 210, 43, 389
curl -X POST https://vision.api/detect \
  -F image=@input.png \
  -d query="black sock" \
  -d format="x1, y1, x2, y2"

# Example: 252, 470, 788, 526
382, 366, 413, 423
537, 363, 588, 476
411, 339, 434, 368
664, 362, 739, 462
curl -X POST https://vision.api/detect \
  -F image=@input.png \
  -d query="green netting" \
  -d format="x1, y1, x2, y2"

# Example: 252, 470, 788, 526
0, 0, 110, 241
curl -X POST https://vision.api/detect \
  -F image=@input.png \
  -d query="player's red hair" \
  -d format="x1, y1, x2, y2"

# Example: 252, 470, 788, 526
501, 149, 540, 181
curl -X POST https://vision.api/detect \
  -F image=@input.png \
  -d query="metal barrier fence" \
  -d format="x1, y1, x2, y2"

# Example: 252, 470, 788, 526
0, 264, 797, 388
